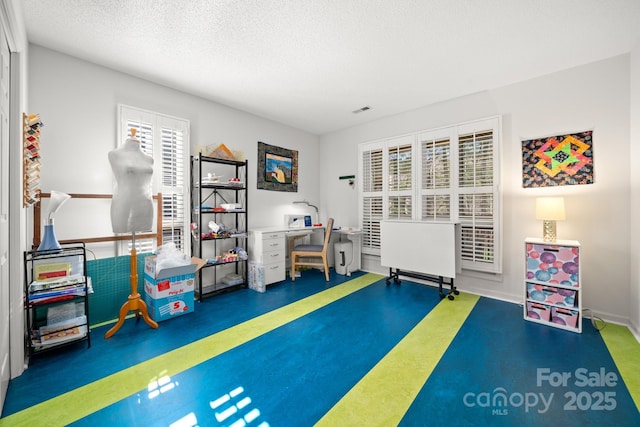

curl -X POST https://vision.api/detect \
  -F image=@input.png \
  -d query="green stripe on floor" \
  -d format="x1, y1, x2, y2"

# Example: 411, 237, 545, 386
316, 291, 479, 427
600, 323, 640, 411
0, 273, 383, 427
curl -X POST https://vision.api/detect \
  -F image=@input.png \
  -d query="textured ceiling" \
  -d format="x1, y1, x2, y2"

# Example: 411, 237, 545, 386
20, 0, 640, 135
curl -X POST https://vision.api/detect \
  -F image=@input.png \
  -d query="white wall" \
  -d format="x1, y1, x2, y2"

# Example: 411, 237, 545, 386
28, 44, 320, 254
320, 54, 633, 325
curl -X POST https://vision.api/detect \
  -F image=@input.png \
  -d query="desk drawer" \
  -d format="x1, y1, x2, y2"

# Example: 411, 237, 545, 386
264, 262, 286, 284
262, 232, 284, 240
261, 249, 284, 265
249, 231, 285, 264
262, 237, 285, 252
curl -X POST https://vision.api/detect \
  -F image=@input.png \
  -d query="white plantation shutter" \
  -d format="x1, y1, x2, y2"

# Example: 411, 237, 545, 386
362, 196, 383, 251
420, 133, 451, 221
455, 123, 500, 272
387, 140, 413, 220
119, 105, 190, 254
159, 122, 187, 250
359, 144, 383, 254
359, 117, 501, 272
129, 121, 153, 155
458, 130, 494, 188
362, 147, 383, 193
459, 193, 495, 266
387, 143, 412, 191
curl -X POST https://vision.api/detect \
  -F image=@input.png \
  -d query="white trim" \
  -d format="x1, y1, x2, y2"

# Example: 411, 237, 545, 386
0, 0, 27, 51
2, 0, 30, 390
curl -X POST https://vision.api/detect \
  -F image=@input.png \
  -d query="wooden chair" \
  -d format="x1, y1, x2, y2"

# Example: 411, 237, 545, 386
291, 218, 334, 281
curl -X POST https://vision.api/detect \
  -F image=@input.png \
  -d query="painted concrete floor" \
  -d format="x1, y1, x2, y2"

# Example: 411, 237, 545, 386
1, 270, 638, 426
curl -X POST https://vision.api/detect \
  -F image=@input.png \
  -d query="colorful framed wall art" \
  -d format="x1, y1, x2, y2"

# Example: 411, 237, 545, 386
521, 130, 594, 188
257, 141, 298, 192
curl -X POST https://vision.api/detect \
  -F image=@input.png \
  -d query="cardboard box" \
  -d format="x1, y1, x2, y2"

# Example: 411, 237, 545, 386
143, 272, 195, 300
144, 256, 206, 281
144, 256, 205, 297
143, 256, 205, 321
143, 291, 194, 322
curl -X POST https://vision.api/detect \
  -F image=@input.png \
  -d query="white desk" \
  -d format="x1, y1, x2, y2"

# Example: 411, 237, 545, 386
248, 226, 324, 285
248, 225, 362, 284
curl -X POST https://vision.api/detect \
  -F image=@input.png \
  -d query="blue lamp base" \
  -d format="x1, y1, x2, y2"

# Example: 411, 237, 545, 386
38, 224, 62, 252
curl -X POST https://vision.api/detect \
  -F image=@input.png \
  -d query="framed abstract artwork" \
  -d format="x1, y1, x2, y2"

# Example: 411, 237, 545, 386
521, 130, 594, 188
257, 141, 298, 192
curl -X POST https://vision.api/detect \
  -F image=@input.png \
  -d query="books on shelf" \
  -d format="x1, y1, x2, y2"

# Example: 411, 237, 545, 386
29, 273, 84, 292
28, 277, 86, 303
34, 262, 71, 281
28, 288, 86, 303
32, 315, 88, 349
25, 244, 91, 353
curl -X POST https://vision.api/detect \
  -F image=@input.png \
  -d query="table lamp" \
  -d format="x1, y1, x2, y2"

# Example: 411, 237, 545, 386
38, 190, 71, 251
535, 196, 565, 242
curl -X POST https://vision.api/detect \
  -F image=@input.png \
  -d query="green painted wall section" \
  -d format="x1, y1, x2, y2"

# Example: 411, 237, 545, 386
86, 252, 152, 326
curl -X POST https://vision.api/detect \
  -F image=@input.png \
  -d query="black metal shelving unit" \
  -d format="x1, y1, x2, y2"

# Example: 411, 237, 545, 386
23, 242, 91, 356
191, 155, 248, 300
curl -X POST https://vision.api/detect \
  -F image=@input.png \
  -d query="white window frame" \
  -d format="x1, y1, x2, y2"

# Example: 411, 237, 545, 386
117, 104, 190, 255
358, 116, 502, 274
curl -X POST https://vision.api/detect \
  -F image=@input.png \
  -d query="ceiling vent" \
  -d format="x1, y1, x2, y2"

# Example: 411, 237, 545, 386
352, 106, 371, 114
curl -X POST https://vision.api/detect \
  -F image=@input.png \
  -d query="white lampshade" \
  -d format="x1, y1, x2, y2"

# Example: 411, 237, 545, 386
535, 197, 565, 242
535, 197, 565, 221
38, 191, 71, 252
47, 191, 71, 222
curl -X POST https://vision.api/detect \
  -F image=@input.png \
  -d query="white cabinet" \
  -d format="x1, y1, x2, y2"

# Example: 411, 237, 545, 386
524, 238, 582, 333
248, 230, 286, 285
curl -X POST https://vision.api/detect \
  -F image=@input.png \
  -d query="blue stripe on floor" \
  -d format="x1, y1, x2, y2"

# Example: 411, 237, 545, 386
1, 270, 368, 417
69, 279, 443, 426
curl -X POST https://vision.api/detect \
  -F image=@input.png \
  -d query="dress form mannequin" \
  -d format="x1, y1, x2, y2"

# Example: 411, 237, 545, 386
108, 132, 154, 233
105, 129, 158, 338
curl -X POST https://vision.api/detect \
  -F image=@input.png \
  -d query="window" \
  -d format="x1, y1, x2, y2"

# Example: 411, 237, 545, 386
420, 133, 451, 221
358, 117, 501, 273
118, 105, 190, 254
456, 126, 498, 270
360, 143, 383, 251
387, 137, 414, 220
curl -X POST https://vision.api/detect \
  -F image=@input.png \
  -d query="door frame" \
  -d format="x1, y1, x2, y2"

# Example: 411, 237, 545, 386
1, 0, 29, 404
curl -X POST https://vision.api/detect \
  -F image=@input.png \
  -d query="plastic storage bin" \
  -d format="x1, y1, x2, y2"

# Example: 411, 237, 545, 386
334, 241, 353, 276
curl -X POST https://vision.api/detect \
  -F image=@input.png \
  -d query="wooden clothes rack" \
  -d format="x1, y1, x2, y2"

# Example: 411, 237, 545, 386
33, 192, 163, 248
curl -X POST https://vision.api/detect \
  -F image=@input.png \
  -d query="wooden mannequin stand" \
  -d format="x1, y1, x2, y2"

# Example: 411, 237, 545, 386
105, 233, 158, 338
